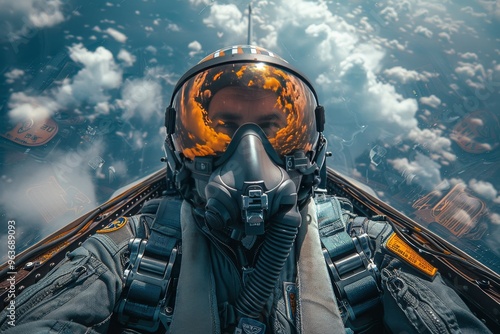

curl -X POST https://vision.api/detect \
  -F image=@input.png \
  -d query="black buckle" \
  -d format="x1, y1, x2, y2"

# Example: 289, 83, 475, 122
241, 187, 268, 235
285, 155, 309, 171
323, 233, 380, 321
118, 237, 178, 332
285, 152, 317, 174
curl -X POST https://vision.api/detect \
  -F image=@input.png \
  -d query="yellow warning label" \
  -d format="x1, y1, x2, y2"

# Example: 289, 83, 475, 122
386, 232, 437, 277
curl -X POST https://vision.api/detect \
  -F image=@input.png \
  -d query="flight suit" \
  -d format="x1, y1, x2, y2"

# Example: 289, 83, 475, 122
0, 196, 492, 333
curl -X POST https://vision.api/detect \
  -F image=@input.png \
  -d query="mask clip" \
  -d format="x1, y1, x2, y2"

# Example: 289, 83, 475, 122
285, 151, 316, 174
241, 185, 268, 235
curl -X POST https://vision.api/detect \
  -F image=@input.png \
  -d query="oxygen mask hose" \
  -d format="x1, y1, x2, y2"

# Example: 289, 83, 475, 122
235, 180, 302, 319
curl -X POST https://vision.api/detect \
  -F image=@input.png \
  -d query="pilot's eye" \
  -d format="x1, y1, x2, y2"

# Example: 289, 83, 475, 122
215, 120, 239, 135
259, 121, 281, 136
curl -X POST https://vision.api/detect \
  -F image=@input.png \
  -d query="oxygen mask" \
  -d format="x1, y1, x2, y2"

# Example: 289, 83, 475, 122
204, 124, 301, 236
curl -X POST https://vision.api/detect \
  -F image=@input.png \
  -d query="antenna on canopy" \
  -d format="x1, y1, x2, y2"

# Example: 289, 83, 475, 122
247, 3, 252, 45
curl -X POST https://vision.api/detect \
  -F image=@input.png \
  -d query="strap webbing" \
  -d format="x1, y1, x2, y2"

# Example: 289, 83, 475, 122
296, 200, 345, 333
145, 198, 182, 256
168, 201, 220, 334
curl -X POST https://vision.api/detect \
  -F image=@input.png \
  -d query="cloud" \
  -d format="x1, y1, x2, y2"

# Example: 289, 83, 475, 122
380, 7, 399, 22
104, 27, 127, 43
389, 153, 443, 191
461, 6, 487, 18
187, 1, 459, 173
305, 19, 359, 63
0, 0, 65, 42
374, 37, 408, 52
407, 128, 456, 162
459, 52, 479, 61
95, 101, 111, 114
6, 44, 123, 123
455, 61, 486, 78
167, 23, 181, 32
188, 40, 203, 57
4, 68, 25, 83
476, 0, 500, 20
55, 44, 122, 106
117, 49, 136, 67
438, 32, 451, 43
189, 0, 212, 5
468, 179, 500, 203
420, 95, 441, 108
414, 25, 433, 38
383, 66, 434, 84
0, 146, 99, 256
426, 16, 461, 34
224, 0, 421, 161
491, 213, 500, 225
360, 79, 418, 130
455, 60, 489, 89
146, 46, 158, 55
118, 78, 163, 121
8, 92, 60, 122
278, 0, 330, 25
202, 4, 247, 40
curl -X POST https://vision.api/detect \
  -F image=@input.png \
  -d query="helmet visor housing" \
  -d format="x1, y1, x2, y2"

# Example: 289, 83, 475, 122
171, 62, 319, 161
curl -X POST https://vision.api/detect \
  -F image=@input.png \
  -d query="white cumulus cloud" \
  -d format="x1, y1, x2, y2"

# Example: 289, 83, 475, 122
8, 92, 60, 122
407, 128, 456, 162
55, 44, 122, 106
469, 179, 500, 203
118, 79, 163, 121
117, 49, 136, 67
4, 69, 25, 83
0, 0, 65, 42
384, 66, 432, 84
104, 27, 127, 43
380, 7, 399, 22
414, 25, 433, 38
202, 4, 247, 41
6, 44, 124, 124
389, 153, 443, 191
420, 95, 441, 108
188, 41, 203, 57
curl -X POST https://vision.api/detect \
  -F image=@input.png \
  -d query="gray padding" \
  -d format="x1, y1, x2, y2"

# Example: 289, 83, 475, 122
168, 201, 220, 334
296, 201, 345, 333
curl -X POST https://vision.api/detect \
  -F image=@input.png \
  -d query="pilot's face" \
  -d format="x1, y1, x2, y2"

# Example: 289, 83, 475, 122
208, 86, 287, 137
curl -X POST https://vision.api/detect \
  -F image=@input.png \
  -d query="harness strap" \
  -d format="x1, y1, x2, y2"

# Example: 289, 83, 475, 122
168, 201, 220, 334
117, 196, 182, 332
145, 198, 182, 256
316, 195, 380, 323
296, 199, 345, 333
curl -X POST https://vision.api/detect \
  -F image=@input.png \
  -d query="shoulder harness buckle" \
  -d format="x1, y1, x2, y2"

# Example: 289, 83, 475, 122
315, 194, 381, 323
116, 196, 182, 332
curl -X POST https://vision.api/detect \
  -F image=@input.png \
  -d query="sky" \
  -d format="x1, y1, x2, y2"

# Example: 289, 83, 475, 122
0, 0, 499, 271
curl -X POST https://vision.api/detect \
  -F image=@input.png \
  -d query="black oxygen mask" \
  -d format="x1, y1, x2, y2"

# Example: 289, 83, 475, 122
203, 124, 301, 236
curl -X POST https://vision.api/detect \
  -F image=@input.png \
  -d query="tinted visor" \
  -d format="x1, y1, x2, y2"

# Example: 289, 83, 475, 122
171, 62, 318, 160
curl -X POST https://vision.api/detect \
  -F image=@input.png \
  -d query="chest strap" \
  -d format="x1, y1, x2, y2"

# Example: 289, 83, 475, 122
117, 196, 183, 332
315, 195, 380, 323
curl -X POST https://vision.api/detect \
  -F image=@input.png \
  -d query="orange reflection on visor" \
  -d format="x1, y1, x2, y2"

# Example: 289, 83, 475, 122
172, 63, 318, 160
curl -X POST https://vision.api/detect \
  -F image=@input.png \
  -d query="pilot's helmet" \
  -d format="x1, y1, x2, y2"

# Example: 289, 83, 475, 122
165, 45, 326, 205
164, 45, 326, 202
